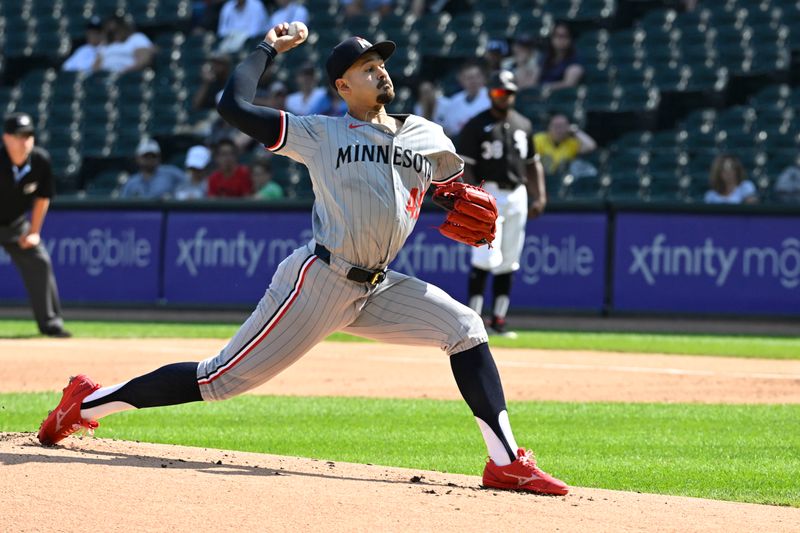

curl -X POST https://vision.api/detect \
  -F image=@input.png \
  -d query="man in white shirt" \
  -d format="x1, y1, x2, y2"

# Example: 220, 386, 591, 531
285, 62, 327, 116
217, 0, 269, 38
439, 60, 491, 139
94, 15, 155, 73
62, 16, 105, 73
267, 0, 309, 29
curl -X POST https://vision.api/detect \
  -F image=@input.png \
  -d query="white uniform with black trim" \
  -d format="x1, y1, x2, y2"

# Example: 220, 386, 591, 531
197, 112, 486, 400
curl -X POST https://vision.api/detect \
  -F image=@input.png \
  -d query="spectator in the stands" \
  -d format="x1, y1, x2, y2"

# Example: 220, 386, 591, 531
217, 0, 268, 39
93, 14, 156, 73
119, 138, 188, 199
341, 0, 393, 18
267, 0, 309, 29
413, 81, 447, 124
175, 145, 212, 200
310, 85, 348, 117
534, 114, 597, 177
251, 159, 284, 200
62, 16, 106, 73
207, 138, 253, 197
191, 0, 228, 33
253, 80, 289, 109
205, 76, 278, 153
285, 62, 327, 116
505, 33, 540, 91
192, 52, 233, 110
704, 154, 758, 204
483, 39, 509, 72
775, 163, 800, 203
439, 60, 490, 138
533, 23, 583, 92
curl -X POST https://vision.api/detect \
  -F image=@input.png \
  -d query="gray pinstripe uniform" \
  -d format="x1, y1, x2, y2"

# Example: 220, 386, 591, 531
197, 111, 488, 400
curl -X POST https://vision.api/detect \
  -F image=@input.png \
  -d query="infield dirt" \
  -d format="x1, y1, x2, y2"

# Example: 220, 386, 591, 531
1, 339, 799, 532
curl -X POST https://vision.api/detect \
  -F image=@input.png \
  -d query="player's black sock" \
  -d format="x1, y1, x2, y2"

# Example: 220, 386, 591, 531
492, 272, 512, 300
450, 343, 517, 464
82, 362, 202, 410
467, 267, 490, 314
491, 272, 513, 326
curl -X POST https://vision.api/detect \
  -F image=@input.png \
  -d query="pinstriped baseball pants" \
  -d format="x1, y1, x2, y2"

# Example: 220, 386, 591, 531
197, 243, 488, 401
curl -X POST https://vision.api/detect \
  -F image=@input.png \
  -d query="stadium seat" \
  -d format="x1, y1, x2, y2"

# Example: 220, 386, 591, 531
645, 174, 682, 202
85, 170, 126, 196
606, 175, 642, 200
567, 175, 602, 199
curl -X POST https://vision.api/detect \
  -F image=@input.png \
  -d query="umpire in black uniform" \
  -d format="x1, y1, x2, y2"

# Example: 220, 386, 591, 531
1, 112, 71, 337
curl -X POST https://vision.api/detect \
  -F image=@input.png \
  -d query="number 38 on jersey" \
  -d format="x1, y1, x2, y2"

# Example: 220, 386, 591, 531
480, 130, 529, 160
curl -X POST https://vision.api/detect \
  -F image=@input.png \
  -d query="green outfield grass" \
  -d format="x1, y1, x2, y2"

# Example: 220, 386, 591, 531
1, 318, 798, 359
2, 393, 798, 506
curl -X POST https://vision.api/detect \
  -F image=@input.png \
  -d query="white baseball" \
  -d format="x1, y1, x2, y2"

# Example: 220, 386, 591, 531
288, 21, 308, 42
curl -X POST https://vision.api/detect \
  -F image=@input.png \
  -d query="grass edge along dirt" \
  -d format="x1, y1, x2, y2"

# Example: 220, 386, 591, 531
1, 393, 798, 507
0, 318, 798, 359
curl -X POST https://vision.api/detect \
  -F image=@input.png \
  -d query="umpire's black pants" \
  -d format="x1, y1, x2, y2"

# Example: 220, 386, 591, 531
0, 218, 65, 333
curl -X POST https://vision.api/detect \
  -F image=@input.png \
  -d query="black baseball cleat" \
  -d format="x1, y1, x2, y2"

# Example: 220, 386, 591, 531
41, 327, 72, 338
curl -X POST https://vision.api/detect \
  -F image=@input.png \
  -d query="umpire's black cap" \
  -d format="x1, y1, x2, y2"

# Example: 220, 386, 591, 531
326, 36, 396, 88
487, 70, 518, 93
3, 112, 35, 135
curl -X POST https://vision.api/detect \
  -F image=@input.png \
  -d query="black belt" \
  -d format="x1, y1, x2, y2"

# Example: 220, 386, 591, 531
314, 244, 387, 286
495, 181, 519, 190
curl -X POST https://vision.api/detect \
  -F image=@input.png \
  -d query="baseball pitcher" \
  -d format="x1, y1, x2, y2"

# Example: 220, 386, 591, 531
37, 22, 567, 495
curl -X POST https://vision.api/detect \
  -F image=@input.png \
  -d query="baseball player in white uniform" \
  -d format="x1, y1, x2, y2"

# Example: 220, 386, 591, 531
458, 71, 546, 338
37, 23, 567, 495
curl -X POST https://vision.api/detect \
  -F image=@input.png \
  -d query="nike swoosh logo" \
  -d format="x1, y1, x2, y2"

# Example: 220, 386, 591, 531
349, 123, 368, 129
54, 403, 76, 432
483, 124, 495, 132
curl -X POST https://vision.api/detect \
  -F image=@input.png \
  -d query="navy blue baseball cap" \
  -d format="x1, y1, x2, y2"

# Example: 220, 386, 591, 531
326, 36, 396, 87
4, 112, 35, 134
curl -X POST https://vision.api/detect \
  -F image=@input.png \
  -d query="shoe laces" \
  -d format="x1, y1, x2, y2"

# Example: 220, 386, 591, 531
517, 449, 541, 470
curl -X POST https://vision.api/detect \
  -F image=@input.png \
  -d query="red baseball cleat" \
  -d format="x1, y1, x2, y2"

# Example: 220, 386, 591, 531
37, 374, 101, 446
482, 448, 569, 495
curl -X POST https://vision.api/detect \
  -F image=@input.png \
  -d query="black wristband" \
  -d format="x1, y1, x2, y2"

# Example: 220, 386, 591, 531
257, 41, 278, 59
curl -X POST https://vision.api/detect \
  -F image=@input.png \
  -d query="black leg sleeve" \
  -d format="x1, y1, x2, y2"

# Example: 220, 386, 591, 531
450, 343, 515, 461
82, 362, 203, 410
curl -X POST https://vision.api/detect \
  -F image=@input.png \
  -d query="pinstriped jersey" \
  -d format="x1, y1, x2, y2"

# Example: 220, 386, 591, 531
268, 111, 464, 270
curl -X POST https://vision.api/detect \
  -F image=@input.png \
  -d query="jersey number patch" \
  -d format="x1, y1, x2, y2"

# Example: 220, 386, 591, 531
480, 130, 529, 160
406, 188, 423, 220
480, 140, 504, 160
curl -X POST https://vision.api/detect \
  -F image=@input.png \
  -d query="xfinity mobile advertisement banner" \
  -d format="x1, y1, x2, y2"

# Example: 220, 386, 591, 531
0, 211, 161, 302
391, 213, 607, 310
4, 208, 794, 315
613, 213, 800, 314
161, 211, 607, 310
163, 212, 313, 304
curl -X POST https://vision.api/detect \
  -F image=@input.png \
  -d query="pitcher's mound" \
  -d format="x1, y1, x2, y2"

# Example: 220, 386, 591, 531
1, 433, 797, 532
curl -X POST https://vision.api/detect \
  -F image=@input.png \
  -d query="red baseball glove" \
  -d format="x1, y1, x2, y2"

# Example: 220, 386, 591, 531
432, 182, 498, 247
